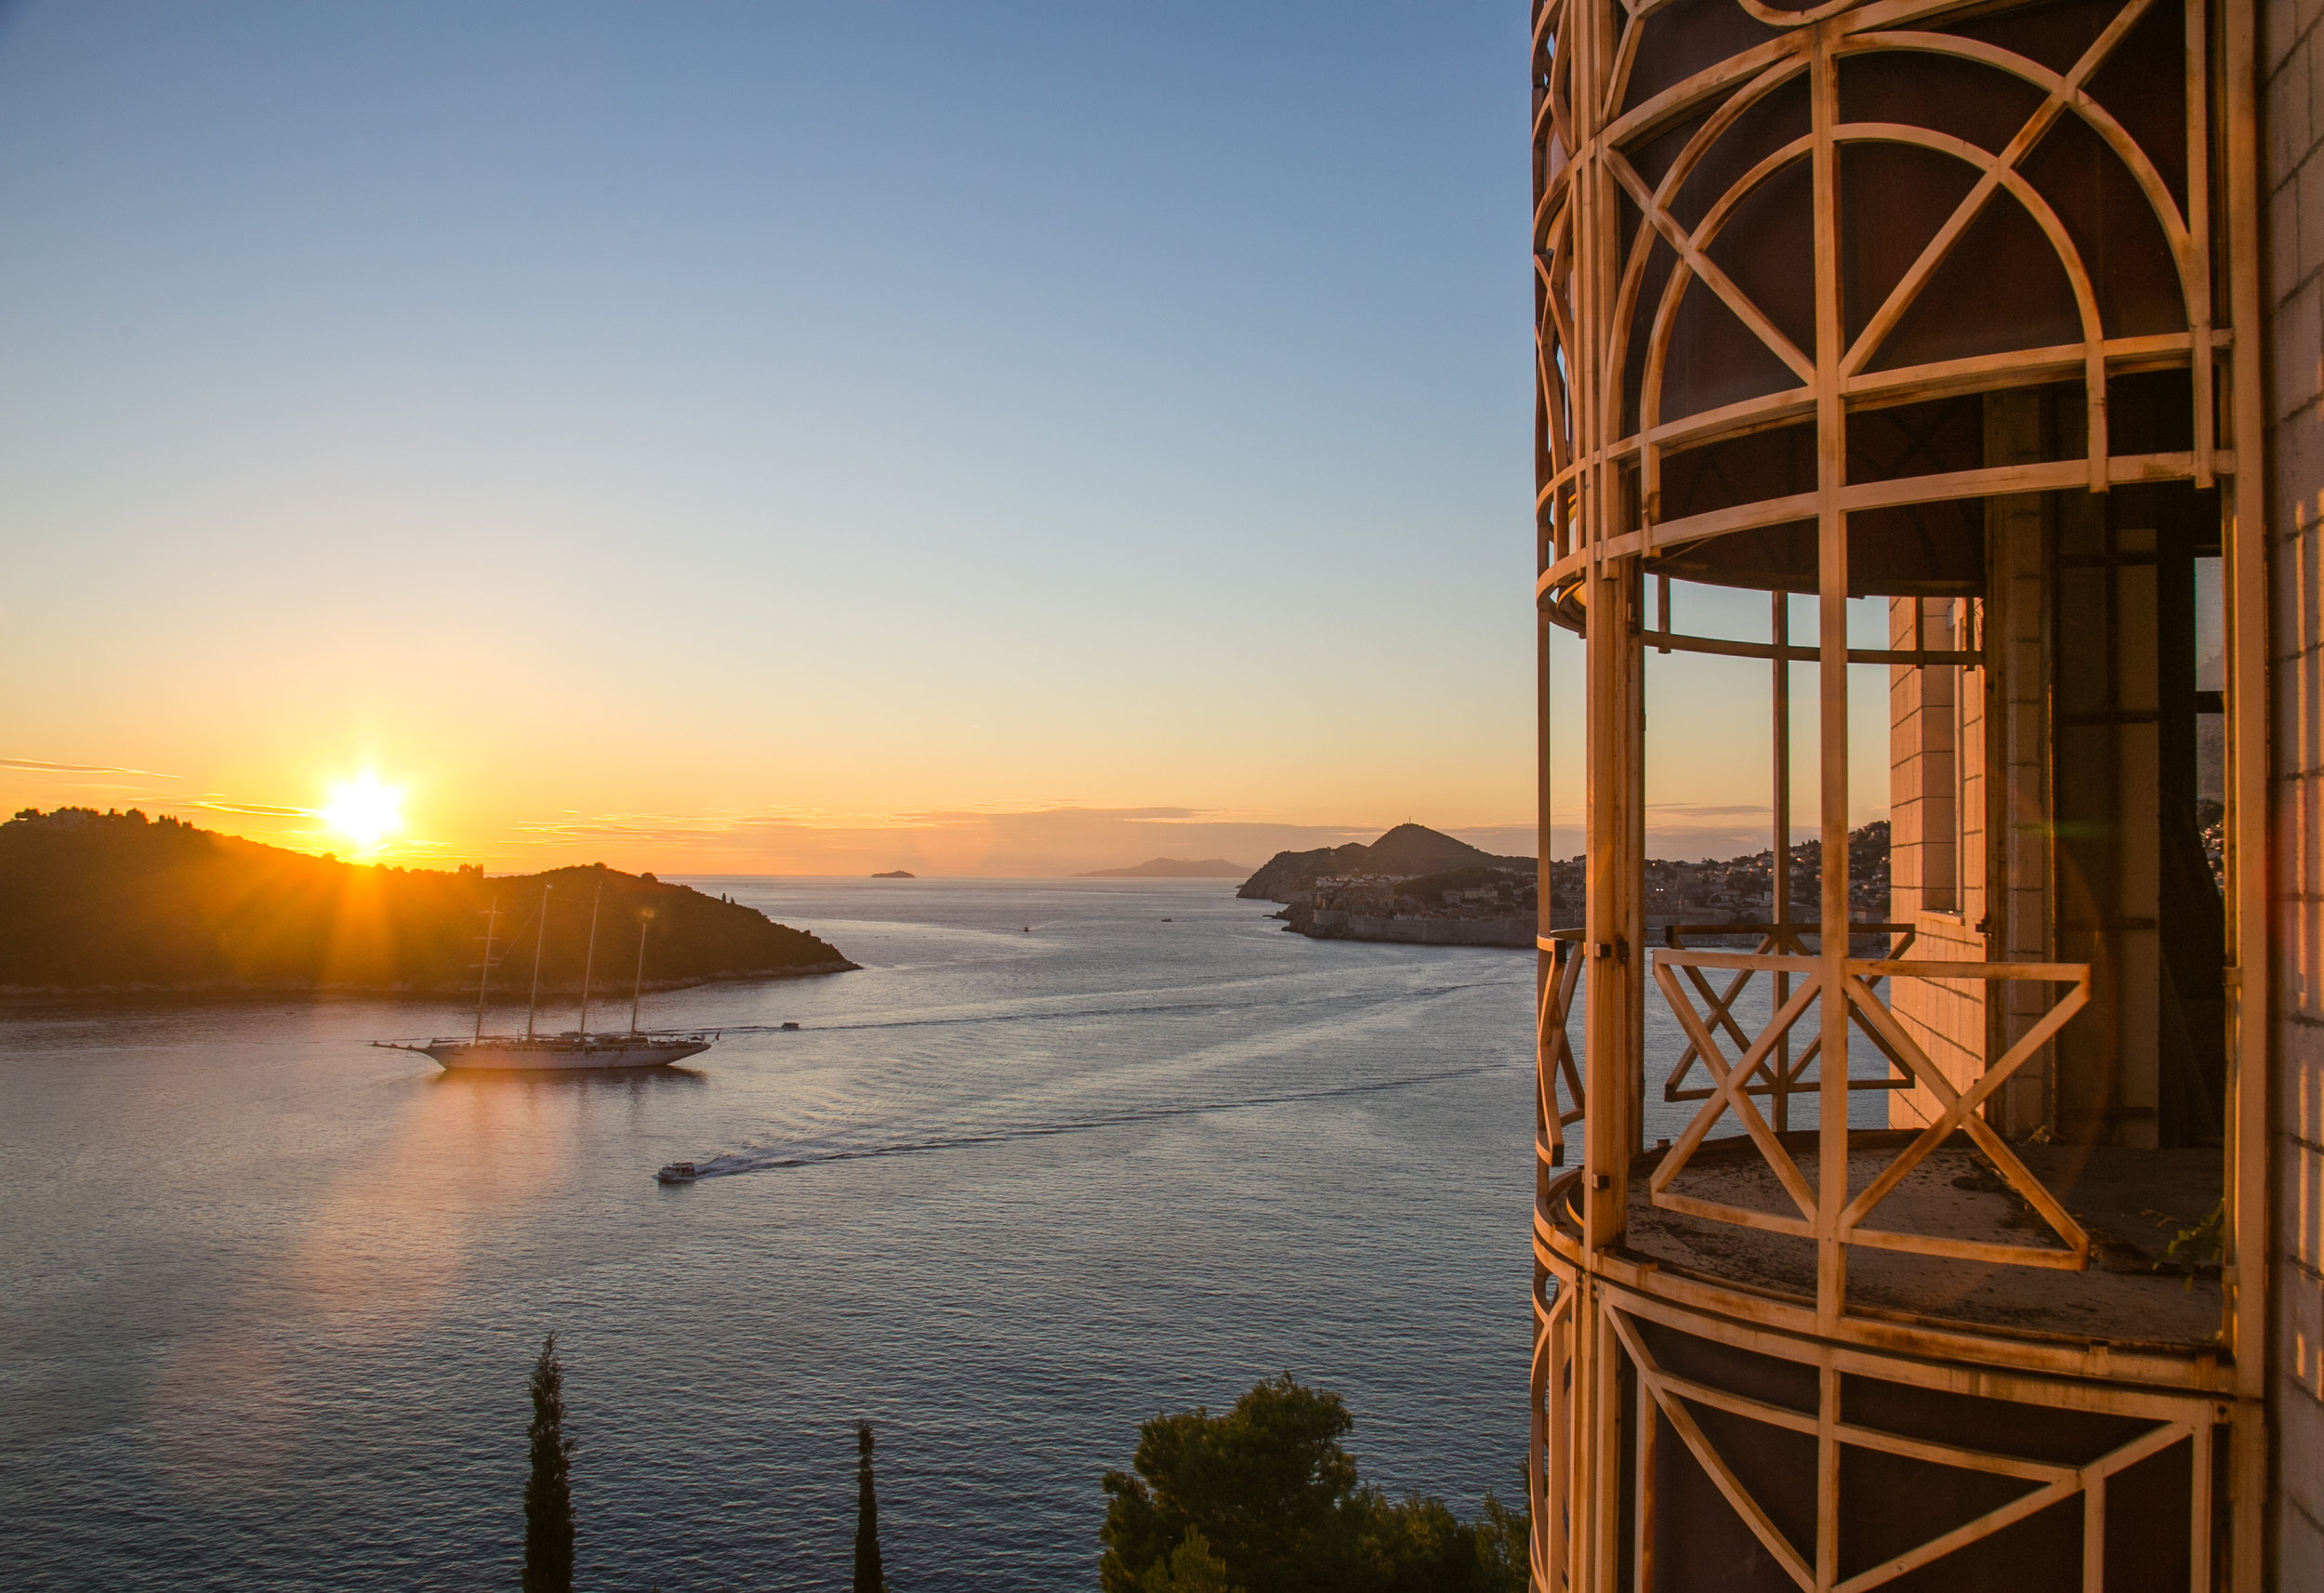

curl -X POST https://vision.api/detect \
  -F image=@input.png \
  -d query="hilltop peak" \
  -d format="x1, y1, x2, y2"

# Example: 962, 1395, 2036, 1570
1235, 824, 1528, 902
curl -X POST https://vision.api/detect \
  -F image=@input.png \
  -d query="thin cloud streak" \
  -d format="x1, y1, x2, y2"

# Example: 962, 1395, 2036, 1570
3, 756, 181, 778
191, 800, 317, 819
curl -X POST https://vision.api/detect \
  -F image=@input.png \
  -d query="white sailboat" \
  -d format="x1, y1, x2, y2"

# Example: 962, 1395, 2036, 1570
377, 886, 713, 1070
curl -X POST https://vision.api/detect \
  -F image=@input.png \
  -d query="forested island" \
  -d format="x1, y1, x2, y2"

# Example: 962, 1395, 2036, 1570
0, 807, 855, 995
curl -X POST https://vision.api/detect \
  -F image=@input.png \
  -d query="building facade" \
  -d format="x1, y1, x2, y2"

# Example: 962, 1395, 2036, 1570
1528, 0, 2317, 1583
2259, 0, 2324, 1570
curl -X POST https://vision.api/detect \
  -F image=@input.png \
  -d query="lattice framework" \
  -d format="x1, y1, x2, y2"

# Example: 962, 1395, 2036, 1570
1525, 0, 2273, 1585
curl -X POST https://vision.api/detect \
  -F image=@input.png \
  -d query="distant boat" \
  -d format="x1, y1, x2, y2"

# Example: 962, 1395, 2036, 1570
656, 1161, 703, 1183
376, 881, 715, 1071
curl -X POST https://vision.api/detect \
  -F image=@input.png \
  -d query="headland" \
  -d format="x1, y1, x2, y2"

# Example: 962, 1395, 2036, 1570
1239, 824, 1538, 948
0, 807, 856, 996
1237, 822, 1895, 952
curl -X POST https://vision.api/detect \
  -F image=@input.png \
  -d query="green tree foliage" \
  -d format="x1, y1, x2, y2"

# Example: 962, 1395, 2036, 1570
854, 1421, 888, 1593
522, 1336, 577, 1593
1100, 1375, 1527, 1593
1473, 1490, 1530, 1588
1135, 1527, 1242, 1593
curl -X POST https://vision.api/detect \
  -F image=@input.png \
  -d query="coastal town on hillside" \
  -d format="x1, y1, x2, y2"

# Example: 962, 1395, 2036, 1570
1244, 823, 1895, 950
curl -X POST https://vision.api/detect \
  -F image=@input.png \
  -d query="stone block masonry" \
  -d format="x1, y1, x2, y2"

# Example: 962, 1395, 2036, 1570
2265, 0, 2324, 1570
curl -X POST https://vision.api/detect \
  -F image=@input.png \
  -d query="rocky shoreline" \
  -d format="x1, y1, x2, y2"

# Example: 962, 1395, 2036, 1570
1238, 821, 1900, 954
1276, 903, 1532, 950
1239, 824, 1540, 950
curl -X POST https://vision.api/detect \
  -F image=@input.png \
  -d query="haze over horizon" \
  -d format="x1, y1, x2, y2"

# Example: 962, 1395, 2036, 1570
0, 2, 1887, 872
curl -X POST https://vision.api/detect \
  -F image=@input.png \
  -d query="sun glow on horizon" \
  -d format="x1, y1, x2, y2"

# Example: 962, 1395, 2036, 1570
320, 771, 405, 854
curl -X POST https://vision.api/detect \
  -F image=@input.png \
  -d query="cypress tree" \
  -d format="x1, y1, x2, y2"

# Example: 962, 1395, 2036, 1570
522, 1335, 577, 1593
853, 1420, 888, 1593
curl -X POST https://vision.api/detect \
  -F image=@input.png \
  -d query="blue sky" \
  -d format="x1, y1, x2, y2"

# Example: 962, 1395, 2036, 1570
0, 2, 1857, 870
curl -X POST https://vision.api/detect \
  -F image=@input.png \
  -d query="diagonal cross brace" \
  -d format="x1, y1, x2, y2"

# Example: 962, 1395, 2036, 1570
1538, 944, 1586, 1162
1606, 1307, 1816, 1591
1837, 0, 2160, 377
1838, 972, 2093, 1263
1604, 147, 1816, 384
1665, 949, 1766, 1099
1650, 956, 1823, 1221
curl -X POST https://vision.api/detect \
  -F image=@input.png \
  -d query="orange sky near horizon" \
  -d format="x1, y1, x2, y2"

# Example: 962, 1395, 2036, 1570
0, 745, 1553, 877
0, 591, 1895, 875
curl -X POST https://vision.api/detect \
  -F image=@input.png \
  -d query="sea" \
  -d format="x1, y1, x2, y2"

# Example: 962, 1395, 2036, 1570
0, 878, 1544, 1592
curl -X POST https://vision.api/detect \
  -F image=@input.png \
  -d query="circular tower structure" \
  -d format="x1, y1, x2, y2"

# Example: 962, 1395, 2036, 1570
1528, 0, 2270, 1586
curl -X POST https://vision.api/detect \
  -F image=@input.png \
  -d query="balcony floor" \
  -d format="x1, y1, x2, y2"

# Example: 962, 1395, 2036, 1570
1618, 1135, 2225, 1349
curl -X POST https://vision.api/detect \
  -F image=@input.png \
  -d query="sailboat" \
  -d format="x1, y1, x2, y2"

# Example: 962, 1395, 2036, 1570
377, 885, 714, 1071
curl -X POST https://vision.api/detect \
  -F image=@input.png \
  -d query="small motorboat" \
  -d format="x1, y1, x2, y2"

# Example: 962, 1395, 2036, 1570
656, 1161, 702, 1184
780, 1021, 800, 1031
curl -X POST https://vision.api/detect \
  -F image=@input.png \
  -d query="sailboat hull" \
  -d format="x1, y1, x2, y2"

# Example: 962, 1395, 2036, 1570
417, 1037, 710, 1071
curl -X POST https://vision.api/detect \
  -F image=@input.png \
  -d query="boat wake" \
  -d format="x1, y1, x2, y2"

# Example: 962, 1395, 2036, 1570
657, 1060, 1511, 1181
702, 975, 1499, 1041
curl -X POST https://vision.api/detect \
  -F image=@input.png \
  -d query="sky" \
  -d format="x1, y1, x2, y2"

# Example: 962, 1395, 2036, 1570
0, 1, 1888, 875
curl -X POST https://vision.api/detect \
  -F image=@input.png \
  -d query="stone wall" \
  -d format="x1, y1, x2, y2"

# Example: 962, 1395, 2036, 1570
2263, 0, 2324, 1575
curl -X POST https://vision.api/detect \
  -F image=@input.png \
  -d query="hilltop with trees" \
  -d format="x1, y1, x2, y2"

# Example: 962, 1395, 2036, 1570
1239, 825, 1539, 950
1240, 820, 1895, 951
1236, 824, 1531, 903
0, 807, 854, 994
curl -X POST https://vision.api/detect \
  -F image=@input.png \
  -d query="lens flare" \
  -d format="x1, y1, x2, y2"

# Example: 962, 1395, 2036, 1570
320, 772, 404, 852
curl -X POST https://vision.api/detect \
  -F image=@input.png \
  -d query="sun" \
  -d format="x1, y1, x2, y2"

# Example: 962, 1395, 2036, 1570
320, 771, 405, 853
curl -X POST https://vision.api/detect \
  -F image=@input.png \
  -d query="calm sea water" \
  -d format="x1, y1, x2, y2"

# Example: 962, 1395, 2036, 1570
0, 878, 1538, 1592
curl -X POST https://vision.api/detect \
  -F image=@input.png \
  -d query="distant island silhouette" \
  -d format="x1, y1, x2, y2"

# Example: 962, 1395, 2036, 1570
1237, 823, 1538, 949
1236, 823, 1530, 902
871, 869, 917, 878
0, 807, 856, 995
1075, 857, 1251, 878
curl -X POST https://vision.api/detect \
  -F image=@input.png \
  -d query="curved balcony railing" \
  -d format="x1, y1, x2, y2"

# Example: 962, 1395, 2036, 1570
1537, 928, 2097, 1279
1651, 947, 2093, 1270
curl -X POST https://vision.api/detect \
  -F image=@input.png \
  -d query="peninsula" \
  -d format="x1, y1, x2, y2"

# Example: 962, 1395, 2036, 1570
0, 807, 856, 995
1237, 822, 1896, 952
1240, 824, 1538, 948
1074, 857, 1249, 878
1235, 823, 1534, 902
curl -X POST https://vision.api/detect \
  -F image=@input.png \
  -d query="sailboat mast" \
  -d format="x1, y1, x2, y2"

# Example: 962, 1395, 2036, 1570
630, 912, 654, 1035
526, 882, 552, 1041
577, 881, 602, 1038
473, 894, 500, 1041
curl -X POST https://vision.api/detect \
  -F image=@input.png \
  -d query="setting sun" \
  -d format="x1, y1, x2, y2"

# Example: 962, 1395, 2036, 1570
319, 771, 404, 852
